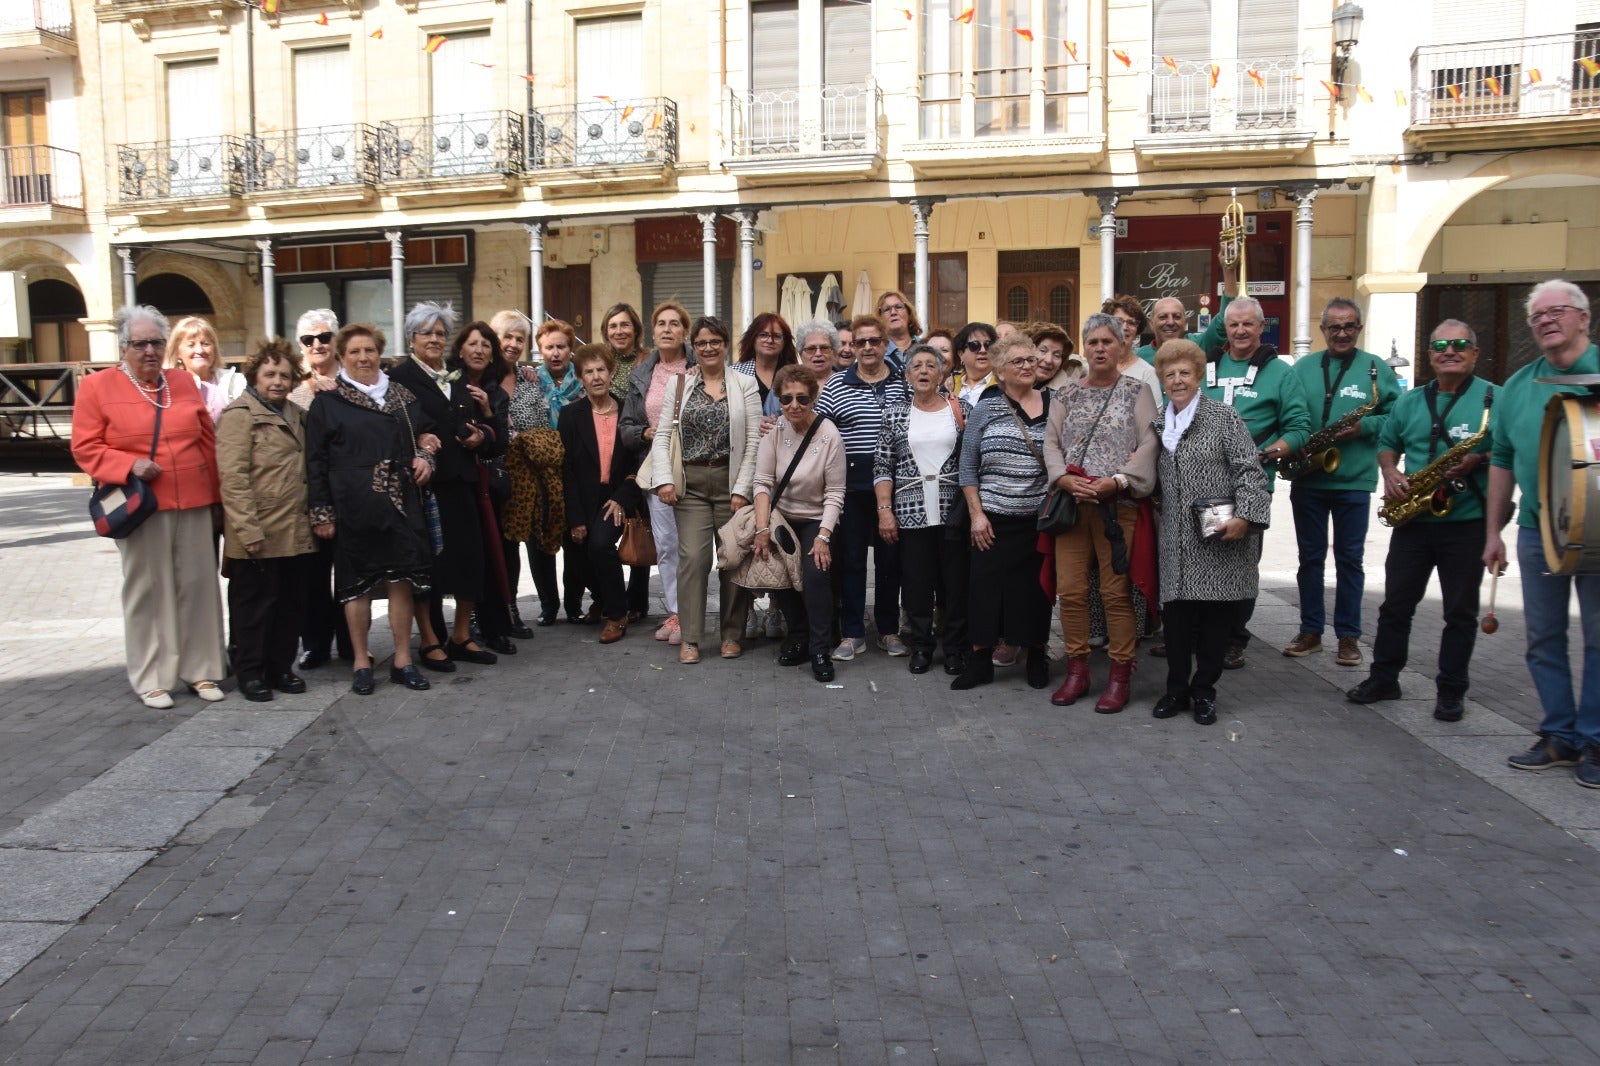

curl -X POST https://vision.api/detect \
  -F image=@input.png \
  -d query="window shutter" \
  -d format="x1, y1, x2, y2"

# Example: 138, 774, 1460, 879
1432, 0, 1522, 45
642, 261, 732, 322
577, 17, 643, 99
1153, 0, 1211, 63
430, 32, 493, 117
824, 0, 873, 86
1237, 0, 1297, 61
752, 0, 800, 90
295, 47, 350, 128
404, 270, 466, 318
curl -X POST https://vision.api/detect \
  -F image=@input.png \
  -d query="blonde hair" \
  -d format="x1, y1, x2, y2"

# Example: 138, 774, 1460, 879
165, 316, 222, 379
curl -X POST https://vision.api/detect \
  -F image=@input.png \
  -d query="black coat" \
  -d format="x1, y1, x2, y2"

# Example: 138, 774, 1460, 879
558, 396, 646, 529
306, 379, 435, 600
388, 358, 509, 485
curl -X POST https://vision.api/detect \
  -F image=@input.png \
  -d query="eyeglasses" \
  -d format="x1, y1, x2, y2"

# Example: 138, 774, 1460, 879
801, 344, 834, 355
854, 336, 885, 348
299, 331, 335, 346
1323, 323, 1362, 334
1006, 357, 1038, 369
778, 393, 812, 407
1430, 338, 1473, 352
964, 339, 991, 353
413, 329, 448, 340
1529, 305, 1582, 325
755, 331, 784, 342
879, 302, 907, 314
692, 339, 726, 351
128, 339, 164, 351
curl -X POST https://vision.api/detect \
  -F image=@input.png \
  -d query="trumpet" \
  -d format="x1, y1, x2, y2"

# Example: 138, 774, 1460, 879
1219, 188, 1248, 289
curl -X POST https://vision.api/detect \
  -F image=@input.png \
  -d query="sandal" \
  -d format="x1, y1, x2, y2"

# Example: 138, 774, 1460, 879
679, 643, 701, 665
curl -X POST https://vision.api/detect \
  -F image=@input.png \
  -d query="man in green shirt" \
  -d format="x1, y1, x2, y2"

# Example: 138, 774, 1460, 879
1136, 257, 1238, 364
1484, 279, 1600, 787
1346, 319, 1492, 721
1281, 298, 1401, 668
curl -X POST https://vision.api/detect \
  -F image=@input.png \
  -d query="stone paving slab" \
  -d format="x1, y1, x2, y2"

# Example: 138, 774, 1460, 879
0, 850, 154, 922
156, 709, 321, 750
0, 788, 221, 849
90, 745, 275, 793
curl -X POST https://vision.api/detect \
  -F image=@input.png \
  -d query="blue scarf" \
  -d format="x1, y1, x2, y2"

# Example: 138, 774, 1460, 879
539, 363, 583, 422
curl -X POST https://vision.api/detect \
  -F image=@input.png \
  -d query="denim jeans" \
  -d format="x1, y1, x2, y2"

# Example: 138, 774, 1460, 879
1290, 485, 1370, 638
1517, 526, 1600, 750
836, 489, 901, 640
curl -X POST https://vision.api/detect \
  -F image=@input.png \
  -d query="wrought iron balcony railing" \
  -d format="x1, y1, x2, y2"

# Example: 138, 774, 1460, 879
117, 136, 246, 202
0, 145, 81, 209
1410, 31, 1600, 124
527, 97, 678, 170
1149, 55, 1303, 134
726, 81, 880, 157
0, 0, 73, 38
378, 111, 525, 180
244, 124, 383, 192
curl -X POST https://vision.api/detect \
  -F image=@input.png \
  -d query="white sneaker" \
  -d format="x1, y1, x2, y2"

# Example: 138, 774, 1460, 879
878, 634, 909, 657
832, 637, 865, 661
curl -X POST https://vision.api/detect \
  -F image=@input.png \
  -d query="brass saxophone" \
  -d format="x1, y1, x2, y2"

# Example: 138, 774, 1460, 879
1279, 365, 1380, 481
1377, 388, 1494, 527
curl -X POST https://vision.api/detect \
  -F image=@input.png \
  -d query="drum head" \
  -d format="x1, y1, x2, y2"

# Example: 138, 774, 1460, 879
1536, 374, 1600, 390
1542, 398, 1577, 573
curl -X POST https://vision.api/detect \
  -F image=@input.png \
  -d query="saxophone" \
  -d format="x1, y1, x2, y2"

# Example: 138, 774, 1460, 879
1377, 388, 1494, 528
1279, 365, 1380, 481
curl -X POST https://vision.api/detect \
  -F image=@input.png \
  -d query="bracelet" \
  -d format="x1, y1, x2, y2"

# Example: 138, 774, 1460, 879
817, 533, 831, 544
877, 504, 892, 510
754, 527, 770, 535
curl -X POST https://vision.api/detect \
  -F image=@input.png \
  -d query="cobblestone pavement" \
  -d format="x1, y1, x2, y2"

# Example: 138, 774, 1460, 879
2, 472, 1599, 1065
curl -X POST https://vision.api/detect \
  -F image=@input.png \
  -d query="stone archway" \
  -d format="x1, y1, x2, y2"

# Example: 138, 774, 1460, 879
132, 250, 244, 332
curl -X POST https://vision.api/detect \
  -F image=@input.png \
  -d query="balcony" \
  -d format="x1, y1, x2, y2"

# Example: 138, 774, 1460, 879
0, 145, 84, 229
527, 97, 678, 193
724, 81, 882, 185
904, 65, 1104, 176
378, 111, 525, 204
244, 124, 384, 211
1134, 55, 1316, 168
116, 136, 246, 217
1406, 31, 1600, 152
0, 0, 75, 58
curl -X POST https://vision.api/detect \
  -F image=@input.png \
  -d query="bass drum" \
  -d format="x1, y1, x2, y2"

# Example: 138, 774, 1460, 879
1539, 391, 1600, 574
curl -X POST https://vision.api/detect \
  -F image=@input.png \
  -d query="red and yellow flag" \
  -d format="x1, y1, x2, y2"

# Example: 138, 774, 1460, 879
954, 7, 975, 24
649, 111, 662, 130
1446, 83, 1462, 101
424, 35, 447, 53
1527, 68, 1543, 84
1579, 56, 1600, 77
1395, 89, 1407, 106
1208, 63, 1220, 89
1320, 79, 1340, 99
1484, 75, 1502, 96
1161, 55, 1179, 74
262, 0, 279, 14
369, 26, 382, 39
1357, 85, 1373, 103
1063, 41, 1079, 61
314, 12, 329, 26
1013, 28, 1034, 42
1245, 68, 1266, 90
1112, 49, 1132, 69
620, 105, 635, 122
898, 7, 913, 19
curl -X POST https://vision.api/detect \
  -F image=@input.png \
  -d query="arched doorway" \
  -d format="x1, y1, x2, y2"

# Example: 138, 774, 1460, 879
135, 273, 215, 319
26, 278, 86, 363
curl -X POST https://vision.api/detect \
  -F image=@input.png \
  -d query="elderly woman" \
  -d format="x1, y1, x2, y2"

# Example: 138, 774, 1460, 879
167, 315, 244, 424
499, 312, 565, 627
651, 315, 761, 664
951, 322, 998, 405
288, 308, 352, 670
389, 302, 507, 670
874, 344, 972, 676
216, 339, 318, 703
1103, 295, 1162, 393
307, 324, 438, 694
72, 305, 227, 709
447, 321, 517, 653
623, 300, 696, 644
289, 308, 340, 407
953, 332, 1053, 691
1151, 339, 1272, 726
753, 364, 846, 682
1044, 313, 1160, 713
601, 302, 646, 402
795, 318, 839, 391
1028, 321, 1082, 388
877, 289, 922, 367
733, 312, 797, 416
559, 343, 648, 645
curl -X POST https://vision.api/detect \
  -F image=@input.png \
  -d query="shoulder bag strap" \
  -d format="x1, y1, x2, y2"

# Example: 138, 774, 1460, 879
1003, 393, 1049, 468
1068, 382, 1119, 469
148, 375, 165, 462
769, 417, 823, 512
946, 395, 965, 431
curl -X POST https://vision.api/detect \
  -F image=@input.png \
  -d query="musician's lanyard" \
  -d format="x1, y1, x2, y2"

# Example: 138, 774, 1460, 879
1205, 358, 1258, 406
1423, 377, 1471, 460
1320, 354, 1356, 424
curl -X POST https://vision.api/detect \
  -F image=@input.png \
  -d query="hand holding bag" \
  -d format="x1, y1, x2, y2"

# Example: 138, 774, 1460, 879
89, 386, 163, 540
1024, 383, 1117, 535
616, 513, 657, 566
716, 417, 821, 591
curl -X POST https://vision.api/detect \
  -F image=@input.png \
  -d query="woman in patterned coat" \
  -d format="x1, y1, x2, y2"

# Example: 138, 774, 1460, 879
1150, 339, 1272, 726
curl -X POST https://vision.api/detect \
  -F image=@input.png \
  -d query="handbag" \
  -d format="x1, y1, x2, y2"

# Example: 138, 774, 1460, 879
616, 513, 657, 567
716, 416, 822, 588
1012, 383, 1117, 534
88, 385, 163, 540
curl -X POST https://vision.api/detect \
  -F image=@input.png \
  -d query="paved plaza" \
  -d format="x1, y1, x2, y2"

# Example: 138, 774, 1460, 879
1, 471, 1599, 1064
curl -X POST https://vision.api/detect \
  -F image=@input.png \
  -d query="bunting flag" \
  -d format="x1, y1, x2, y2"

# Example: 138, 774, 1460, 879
1395, 89, 1407, 106
594, 94, 613, 102
1527, 68, 1543, 84
621, 105, 636, 121
1112, 49, 1132, 69
1208, 63, 1220, 88
1013, 28, 1034, 42
1446, 83, 1462, 101
1580, 56, 1600, 77
898, 7, 912, 19
1357, 85, 1373, 103
369, 27, 382, 39
424, 35, 447, 53
470, 60, 495, 69
649, 111, 661, 130
262, 0, 279, 14
1484, 75, 1502, 96
1320, 80, 1341, 99
1063, 41, 1079, 61
314, 12, 328, 26
519, 73, 537, 82
1161, 55, 1179, 73
955, 7, 976, 24
689, 123, 697, 134
1245, 68, 1265, 90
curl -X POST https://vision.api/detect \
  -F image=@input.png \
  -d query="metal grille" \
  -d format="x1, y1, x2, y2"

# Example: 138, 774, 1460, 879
117, 136, 245, 202
379, 112, 525, 180
527, 98, 678, 170
1410, 31, 1600, 124
246, 125, 383, 191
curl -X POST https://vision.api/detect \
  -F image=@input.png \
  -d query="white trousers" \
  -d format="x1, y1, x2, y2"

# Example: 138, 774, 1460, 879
116, 507, 227, 695
646, 491, 680, 615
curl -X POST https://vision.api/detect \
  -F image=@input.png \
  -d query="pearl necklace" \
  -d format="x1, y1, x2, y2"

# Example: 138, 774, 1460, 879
119, 363, 171, 408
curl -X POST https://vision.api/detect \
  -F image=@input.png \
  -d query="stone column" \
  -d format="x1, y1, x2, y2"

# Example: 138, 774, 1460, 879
386, 230, 405, 345
1096, 192, 1119, 304
909, 198, 934, 331
735, 208, 757, 332
1291, 186, 1318, 357
1356, 271, 1428, 391
256, 238, 275, 339
526, 222, 545, 327
699, 211, 719, 319
116, 247, 136, 308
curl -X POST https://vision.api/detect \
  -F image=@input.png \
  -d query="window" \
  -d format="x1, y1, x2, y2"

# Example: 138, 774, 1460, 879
920, 0, 1083, 139
897, 253, 968, 331
165, 60, 224, 197
749, 0, 800, 150
573, 16, 647, 165
1150, 0, 1301, 132
276, 235, 473, 337
744, 0, 872, 154
427, 31, 496, 175
294, 47, 352, 186
996, 249, 1079, 329
1575, 24, 1600, 104
1, 90, 50, 206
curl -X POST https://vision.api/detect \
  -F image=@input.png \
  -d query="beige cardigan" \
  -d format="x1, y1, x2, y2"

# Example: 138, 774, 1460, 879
649, 368, 762, 500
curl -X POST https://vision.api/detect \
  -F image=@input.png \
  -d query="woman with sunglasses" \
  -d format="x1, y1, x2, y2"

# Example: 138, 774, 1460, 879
951, 322, 999, 406
874, 344, 972, 676
753, 365, 846, 681
288, 309, 353, 670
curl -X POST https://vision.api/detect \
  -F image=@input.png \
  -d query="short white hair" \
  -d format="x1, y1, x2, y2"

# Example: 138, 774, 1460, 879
404, 301, 457, 338
1225, 296, 1266, 325
1526, 279, 1590, 317
295, 308, 338, 338
794, 318, 839, 352
116, 304, 169, 349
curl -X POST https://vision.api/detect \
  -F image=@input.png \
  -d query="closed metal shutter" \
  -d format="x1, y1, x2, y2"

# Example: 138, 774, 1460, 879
404, 269, 467, 318
642, 261, 733, 322
1153, 0, 1211, 62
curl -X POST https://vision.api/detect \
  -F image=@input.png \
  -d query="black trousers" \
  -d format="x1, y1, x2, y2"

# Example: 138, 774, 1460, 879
300, 536, 352, 660
1230, 537, 1266, 647
1163, 599, 1239, 701
230, 554, 311, 684
899, 523, 969, 658
568, 506, 630, 622
1370, 519, 1486, 696
776, 518, 836, 655
836, 488, 902, 639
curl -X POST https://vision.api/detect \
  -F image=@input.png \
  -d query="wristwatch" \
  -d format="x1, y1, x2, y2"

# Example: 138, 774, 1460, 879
817, 532, 832, 544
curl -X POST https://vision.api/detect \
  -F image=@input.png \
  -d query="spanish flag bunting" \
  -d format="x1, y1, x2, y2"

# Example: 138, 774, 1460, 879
1112, 49, 1132, 69
1446, 83, 1462, 101
262, 0, 279, 14
1161, 55, 1179, 74
621, 105, 635, 121
955, 7, 975, 24
424, 35, 447, 53
1484, 75, 1502, 96
369, 26, 382, 39
1394, 89, 1407, 106
1063, 41, 1079, 61
649, 111, 661, 130
1357, 85, 1372, 103
1320, 79, 1341, 99
898, 7, 912, 19
594, 94, 612, 102
1580, 56, 1600, 77
1013, 28, 1034, 42
688, 123, 697, 134
470, 60, 495, 69
314, 12, 328, 25
1245, 68, 1265, 89
519, 72, 537, 82
1208, 63, 1220, 88
1527, 68, 1542, 84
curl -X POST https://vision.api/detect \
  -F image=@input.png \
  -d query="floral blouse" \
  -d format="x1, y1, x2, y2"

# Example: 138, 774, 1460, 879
679, 378, 731, 463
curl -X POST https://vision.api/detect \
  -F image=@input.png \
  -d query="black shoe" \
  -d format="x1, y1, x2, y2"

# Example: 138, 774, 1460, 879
351, 666, 375, 695
417, 644, 457, 673
484, 635, 517, 656
1152, 693, 1190, 719
389, 664, 431, 690
1508, 735, 1583, 771
1192, 698, 1217, 725
241, 678, 274, 703
298, 649, 331, 670
447, 640, 499, 666
1433, 692, 1465, 722
811, 653, 835, 682
537, 612, 558, 627
909, 649, 933, 674
1025, 646, 1050, 690
508, 607, 536, 640
1347, 677, 1402, 704
1221, 643, 1246, 670
951, 652, 994, 690
274, 672, 307, 695
1148, 641, 1167, 658
778, 642, 810, 667
943, 652, 967, 677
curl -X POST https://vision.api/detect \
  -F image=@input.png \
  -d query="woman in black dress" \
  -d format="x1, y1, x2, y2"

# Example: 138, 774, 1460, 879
306, 324, 440, 694
446, 321, 516, 653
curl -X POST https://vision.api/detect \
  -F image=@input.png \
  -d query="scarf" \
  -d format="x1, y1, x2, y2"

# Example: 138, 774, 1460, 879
1162, 396, 1199, 452
339, 369, 389, 406
539, 363, 584, 422
409, 355, 456, 396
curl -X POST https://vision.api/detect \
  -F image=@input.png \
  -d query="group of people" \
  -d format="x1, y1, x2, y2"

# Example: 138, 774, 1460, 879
71, 278, 1600, 785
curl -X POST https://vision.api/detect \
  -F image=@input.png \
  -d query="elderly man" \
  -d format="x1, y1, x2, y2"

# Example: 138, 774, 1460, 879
1136, 256, 1238, 364
1486, 280, 1600, 787
1348, 320, 1491, 720
1282, 297, 1400, 666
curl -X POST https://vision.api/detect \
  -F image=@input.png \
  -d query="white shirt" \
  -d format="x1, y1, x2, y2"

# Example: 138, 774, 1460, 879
1163, 396, 1199, 452
907, 405, 959, 525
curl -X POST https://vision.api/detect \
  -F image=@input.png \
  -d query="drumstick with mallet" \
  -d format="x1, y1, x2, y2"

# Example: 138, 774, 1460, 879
1482, 562, 1502, 634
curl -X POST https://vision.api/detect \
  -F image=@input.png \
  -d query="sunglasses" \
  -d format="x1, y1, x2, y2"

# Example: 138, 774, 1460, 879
1430, 338, 1473, 352
778, 393, 812, 407
299, 331, 335, 346
964, 339, 991, 353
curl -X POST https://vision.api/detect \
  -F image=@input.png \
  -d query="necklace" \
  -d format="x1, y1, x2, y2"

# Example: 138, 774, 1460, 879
119, 363, 171, 408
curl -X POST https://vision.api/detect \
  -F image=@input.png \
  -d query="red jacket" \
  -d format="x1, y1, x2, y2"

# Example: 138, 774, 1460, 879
72, 366, 221, 512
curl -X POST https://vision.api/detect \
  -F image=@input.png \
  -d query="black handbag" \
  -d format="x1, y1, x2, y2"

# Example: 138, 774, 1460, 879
89, 391, 163, 540
1037, 488, 1077, 534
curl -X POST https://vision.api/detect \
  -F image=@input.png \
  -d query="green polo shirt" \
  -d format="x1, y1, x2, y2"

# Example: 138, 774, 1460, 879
1201, 352, 1312, 489
1285, 348, 1401, 492
1136, 294, 1232, 364
1491, 343, 1600, 529
1378, 375, 1494, 523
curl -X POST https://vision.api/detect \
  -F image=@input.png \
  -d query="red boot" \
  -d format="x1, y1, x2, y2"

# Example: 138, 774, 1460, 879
1095, 660, 1135, 714
1051, 655, 1091, 706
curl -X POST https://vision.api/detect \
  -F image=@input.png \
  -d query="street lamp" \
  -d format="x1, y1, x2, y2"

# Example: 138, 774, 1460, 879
1331, 2, 1364, 88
